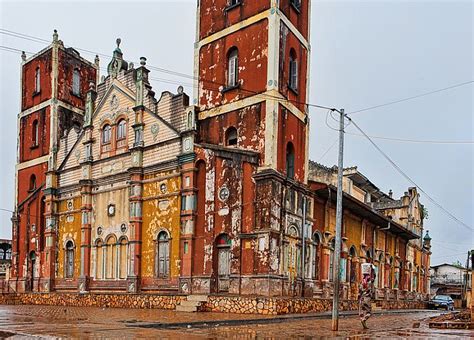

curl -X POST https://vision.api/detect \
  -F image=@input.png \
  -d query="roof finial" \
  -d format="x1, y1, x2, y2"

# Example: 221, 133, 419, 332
53, 29, 58, 42
21, 51, 26, 62
94, 54, 100, 64
140, 57, 147, 66
116, 38, 121, 48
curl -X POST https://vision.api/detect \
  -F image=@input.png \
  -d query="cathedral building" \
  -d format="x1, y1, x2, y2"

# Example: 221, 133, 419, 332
9, 0, 430, 305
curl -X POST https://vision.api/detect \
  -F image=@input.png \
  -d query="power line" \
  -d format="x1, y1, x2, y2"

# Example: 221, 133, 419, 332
345, 131, 474, 145
0, 29, 338, 112
347, 81, 474, 115
345, 115, 473, 232
317, 138, 339, 162
4, 28, 472, 116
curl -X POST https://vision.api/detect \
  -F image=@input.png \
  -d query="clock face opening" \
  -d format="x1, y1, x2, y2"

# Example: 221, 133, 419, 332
107, 204, 116, 217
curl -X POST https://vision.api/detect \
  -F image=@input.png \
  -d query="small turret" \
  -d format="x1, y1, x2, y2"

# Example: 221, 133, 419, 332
423, 230, 431, 250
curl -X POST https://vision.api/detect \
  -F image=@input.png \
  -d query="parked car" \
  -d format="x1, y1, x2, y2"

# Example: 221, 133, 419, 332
428, 295, 455, 310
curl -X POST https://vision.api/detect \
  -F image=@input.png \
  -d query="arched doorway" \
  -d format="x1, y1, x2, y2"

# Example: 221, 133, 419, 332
216, 234, 231, 293
348, 246, 358, 299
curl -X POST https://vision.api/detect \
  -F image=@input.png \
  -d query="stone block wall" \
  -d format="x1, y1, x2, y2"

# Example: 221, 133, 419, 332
2, 293, 185, 309
201, 296, 426, 315
0, 293, 427, 315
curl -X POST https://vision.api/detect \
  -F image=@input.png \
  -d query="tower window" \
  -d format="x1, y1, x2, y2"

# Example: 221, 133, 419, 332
35, 67, 41, 93
32, 119, 39, 146
102, 124, 111, 144
29, 174, 37, 191
117, 119, 126, 140
227, 0, 242, 8
289, 49, 298, 92
72, 69, 80, 96
227, 48, 239, 88
290, 0, 301, 12
225, 126, 238, 146
286, 142, 295, 179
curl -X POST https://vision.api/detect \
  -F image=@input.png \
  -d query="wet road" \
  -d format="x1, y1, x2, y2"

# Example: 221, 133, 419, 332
0, 305, 471, 339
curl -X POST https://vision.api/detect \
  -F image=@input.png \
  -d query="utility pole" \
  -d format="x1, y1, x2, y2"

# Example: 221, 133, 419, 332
331, 109, 345, 331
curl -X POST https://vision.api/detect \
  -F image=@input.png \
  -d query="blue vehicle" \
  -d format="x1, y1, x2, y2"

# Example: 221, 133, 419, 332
428, 295, 455, 311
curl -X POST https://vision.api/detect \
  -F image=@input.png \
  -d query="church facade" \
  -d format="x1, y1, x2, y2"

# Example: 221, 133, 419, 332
9, 0, 430, 304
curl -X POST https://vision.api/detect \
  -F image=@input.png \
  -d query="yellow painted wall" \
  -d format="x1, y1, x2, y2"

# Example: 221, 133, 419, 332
57, 196, 82, 279
141, 172, 181, 278
345, 214, 362, 255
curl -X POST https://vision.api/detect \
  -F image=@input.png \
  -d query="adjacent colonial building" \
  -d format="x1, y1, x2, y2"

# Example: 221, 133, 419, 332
9, 0, 430, 305
308, 162, 431, 301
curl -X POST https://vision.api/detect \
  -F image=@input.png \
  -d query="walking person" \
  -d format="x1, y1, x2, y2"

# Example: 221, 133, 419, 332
358, 263, 376, 329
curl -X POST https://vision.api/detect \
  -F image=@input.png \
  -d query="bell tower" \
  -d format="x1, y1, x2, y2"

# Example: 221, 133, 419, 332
189, 0, 313, 296
11, 30, 97, 293
195, 0, 310, 181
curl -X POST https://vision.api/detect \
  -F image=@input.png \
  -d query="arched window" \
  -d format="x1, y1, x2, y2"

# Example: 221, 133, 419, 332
156, 231, 170, 278
286, 142, 295, 179
187, 111, 194, 129
65, 240, 74, 278
227, 47, 239, 87
102, 124, 111, 145
329, 238, 335, 282
117, 119, 126, 140
6, 248, 11, 260
0, 249, 4, 260
119, 237, 128, 279
312, 233, 321, 280
72, 69, 80, 96
32, 120, 39, 146
225, 127, 238, 146
35, 67, 41, 93
289, 49, 298, 91
366, 249, 372, 262
29, 174, 36, 191
105, 235, 117, 279
95, 239, 104, 279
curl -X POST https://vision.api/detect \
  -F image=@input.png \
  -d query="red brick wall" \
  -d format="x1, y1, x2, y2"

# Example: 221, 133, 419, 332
198, 20, 269, 110
19, 107, 50, 163
22, 50, 53, 111
279, 0, 310, 40
277, 105, 307, 181
57, 49, 97, 109
198, 103, 266, 157
199, 0, 270, 40
279, 25, 308, 113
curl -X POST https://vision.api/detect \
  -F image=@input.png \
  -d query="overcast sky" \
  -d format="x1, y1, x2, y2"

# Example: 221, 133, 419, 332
0, 0, 472, 266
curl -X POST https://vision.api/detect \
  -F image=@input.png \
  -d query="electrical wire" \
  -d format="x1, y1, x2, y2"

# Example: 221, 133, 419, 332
4, 28, 472, 117
0, 29, 337, 112
316, 138, 339, 162
347, 81, 474, 115
345, 131, 474, 145
345, 115, 473, 232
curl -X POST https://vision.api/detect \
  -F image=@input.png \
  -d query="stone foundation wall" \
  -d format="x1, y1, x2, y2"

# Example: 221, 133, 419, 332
0, 293, 427, 314
201, 296, 427, 315
2, 293, 185, 309
201, 296, 357, 315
